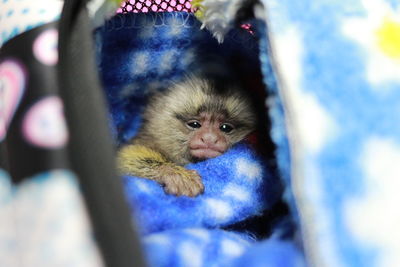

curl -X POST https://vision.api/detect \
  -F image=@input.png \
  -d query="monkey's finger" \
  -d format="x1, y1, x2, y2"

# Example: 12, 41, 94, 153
186, 178, 204, 196
189, 177, 204, 194
164, 178, 192, 197
171, 179, 197, 197
182, 182, 197, 197
187, 170, 200, 176
190, 174, 205, 194
164, 183, 179, 196
198, 181, 205, 194
183, 181, 200, 197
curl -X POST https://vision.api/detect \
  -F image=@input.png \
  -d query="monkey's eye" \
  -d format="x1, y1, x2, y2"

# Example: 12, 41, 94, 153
186, 121, 202, 129
220, 123, 234, 133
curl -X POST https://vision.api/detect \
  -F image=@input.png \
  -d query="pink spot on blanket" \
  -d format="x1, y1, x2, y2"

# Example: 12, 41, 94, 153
22, 96, 68, 149
33, 29, 58, 66
0, 60, 26, 141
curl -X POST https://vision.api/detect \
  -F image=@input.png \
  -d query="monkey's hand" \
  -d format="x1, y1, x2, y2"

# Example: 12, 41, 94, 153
117, 144, 204, 197
158, 164, 204, 197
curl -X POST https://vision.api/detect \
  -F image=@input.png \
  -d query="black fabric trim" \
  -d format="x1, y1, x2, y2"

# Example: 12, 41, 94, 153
58, 1, 146, 267
0, 23, 70, 183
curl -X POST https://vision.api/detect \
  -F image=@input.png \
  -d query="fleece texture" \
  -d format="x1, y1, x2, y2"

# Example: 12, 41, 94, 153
258, 0, 400, 267
142, 228, 305, 267
123, 143, 281, 234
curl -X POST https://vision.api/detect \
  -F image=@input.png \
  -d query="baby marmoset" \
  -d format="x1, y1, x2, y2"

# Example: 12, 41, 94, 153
117, 75, 257, 197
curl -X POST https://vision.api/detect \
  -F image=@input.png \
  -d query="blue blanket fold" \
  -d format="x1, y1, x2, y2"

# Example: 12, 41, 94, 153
143, 228, 305, 267
124, 143, 282, 234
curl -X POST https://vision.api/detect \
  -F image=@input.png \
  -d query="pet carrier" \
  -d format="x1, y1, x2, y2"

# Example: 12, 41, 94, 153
1, 0, 400, 267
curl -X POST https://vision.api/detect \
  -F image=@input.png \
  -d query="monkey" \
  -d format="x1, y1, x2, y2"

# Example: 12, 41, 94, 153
117, 74, 257, 197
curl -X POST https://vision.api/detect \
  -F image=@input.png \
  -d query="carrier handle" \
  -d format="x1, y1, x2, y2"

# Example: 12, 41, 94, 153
58, 1, 146, 267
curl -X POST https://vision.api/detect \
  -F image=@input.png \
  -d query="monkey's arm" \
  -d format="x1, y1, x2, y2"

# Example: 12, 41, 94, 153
117, 144, 204, 197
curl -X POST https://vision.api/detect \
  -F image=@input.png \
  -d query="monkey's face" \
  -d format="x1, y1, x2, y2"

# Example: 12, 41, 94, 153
184, 112, 253, 162
141, 75, 257, 165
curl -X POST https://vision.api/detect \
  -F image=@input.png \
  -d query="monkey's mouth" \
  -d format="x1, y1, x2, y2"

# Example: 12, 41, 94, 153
190, 148, 222, 159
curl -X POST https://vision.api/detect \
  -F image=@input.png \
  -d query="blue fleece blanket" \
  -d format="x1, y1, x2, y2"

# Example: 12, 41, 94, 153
123, 143, 281, 235
258, 1, 400, 267
143, 228, 305, 267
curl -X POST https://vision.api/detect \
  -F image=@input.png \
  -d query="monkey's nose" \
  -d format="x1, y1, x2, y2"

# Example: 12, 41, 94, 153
201, 132, 218, 145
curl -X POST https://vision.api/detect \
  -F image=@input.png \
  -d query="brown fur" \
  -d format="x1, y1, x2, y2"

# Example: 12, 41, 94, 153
117, 75, 256, 197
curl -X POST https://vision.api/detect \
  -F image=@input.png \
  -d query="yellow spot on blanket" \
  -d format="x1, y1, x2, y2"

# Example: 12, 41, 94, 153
377, 18, 400, 59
